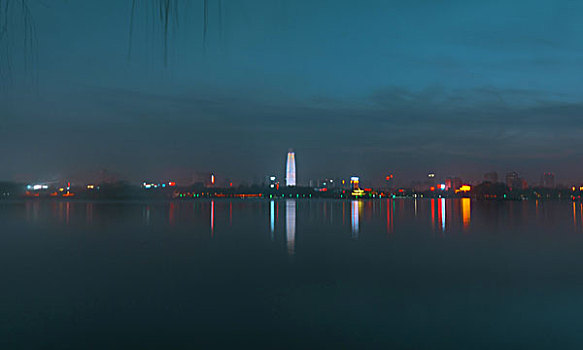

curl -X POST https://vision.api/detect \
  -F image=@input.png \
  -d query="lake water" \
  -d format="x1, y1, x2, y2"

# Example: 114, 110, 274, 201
2, 198, 583, 349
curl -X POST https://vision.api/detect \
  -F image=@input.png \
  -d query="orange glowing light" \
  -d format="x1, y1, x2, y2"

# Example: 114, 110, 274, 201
430, 186, 435, 191
455, 185, 471, 193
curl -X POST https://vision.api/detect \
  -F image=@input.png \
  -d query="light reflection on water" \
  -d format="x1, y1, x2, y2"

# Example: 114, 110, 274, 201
13, 198, 583, 236
5, 198, 583, 348
351, 200, 359, 238
286, 199, 296, 256
270, 200, 275, 238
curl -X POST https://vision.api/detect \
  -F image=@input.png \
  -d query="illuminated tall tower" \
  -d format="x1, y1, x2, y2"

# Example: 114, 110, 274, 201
286, 150, 296, 187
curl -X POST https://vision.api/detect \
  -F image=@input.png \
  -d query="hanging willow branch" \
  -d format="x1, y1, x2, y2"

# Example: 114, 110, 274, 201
128, 0, 224, 65
0, 0, 37, 83
203, 0, 208, 52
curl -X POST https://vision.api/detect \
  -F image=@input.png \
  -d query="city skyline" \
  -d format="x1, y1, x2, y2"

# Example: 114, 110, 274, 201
0, 148, 574, 187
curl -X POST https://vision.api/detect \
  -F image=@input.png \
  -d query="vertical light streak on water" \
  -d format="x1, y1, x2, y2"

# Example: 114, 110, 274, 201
169, 202, 175, 226
414, 199, 418, 217
441, 198, 446, 232
573, 202, 577, 230
462, 198, 471, 231
270, 200, 275, 239
210, 200, 215, 236
286, 200, 296, 256
351, 200, 359, 239
86, 203, 93, 225
430, 199, 435, 231
144, 205, 150, 225
65, 202, 70, 226
386, 199, 394, 234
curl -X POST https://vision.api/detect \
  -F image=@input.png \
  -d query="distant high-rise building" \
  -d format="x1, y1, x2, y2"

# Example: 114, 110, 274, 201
484, 172, 498, 183
350, 176, 360, 190
506, 171, 527, 191
286, 150, 296, 187
541, 173, 555, 188
444, 177, 462, 191
506, 172, 519, 189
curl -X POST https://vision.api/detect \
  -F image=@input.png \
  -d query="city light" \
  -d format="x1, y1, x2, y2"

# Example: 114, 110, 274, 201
286, 150, 296, 186
455, 185, 471, 193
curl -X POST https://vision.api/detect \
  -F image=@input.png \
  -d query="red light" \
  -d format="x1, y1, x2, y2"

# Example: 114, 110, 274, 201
169, 182, 176, 187
229, 182, 233, 187
430, 186, 435, 191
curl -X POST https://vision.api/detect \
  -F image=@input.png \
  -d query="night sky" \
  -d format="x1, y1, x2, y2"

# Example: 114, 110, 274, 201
2, 0, 583, 185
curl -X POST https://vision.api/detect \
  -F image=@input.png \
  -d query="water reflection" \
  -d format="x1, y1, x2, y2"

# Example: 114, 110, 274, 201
462, 198, 471, 231
438, 198, 446, 232
351, 200, 360, 238
7, 200, 583, 349
286, 200, 295, 256
210, 200, 215, 236
169, 202, 176, 226
143, 205, 151, 225
574, 202, 577, 229
386, 199, 394, 234
270, 200, 275, 238
86, 202, 94, 225
19, 198, 583, 238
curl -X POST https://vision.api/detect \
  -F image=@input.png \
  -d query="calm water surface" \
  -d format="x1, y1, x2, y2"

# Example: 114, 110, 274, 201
2, 199, 583, 349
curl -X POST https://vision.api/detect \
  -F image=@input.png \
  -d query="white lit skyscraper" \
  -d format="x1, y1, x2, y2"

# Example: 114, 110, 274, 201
286, 150, 296, 186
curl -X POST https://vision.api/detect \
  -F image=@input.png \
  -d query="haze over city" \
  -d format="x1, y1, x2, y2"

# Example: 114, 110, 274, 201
2, 0, 583, 185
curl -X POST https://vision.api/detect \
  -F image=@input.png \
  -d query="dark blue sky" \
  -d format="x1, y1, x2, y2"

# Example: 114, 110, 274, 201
2, 0, 583, 185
